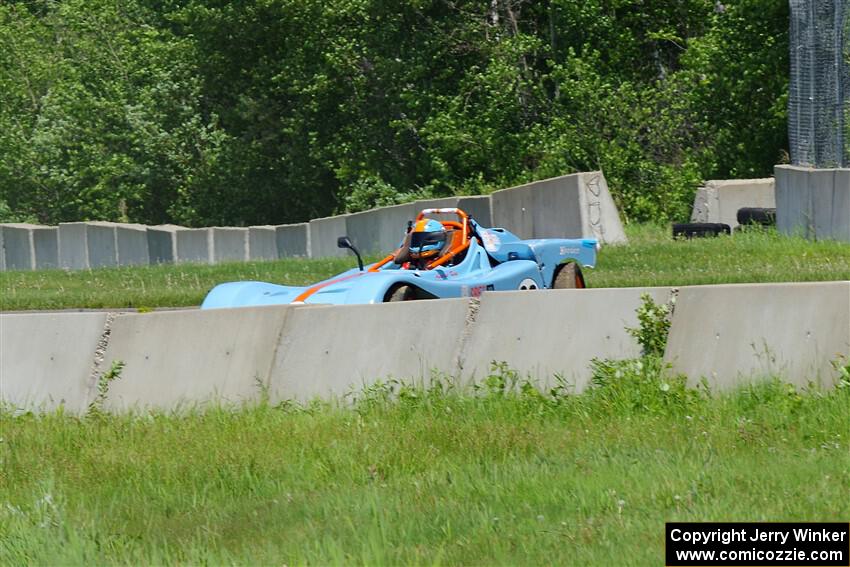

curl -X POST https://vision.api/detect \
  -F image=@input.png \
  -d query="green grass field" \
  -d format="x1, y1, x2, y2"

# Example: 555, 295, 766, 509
2, 225, 849, 565
2, 225, 849, 311
3, 371, 849, 565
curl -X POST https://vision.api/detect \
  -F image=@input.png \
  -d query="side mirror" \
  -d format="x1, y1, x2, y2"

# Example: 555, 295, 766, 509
337, 235, 364, 271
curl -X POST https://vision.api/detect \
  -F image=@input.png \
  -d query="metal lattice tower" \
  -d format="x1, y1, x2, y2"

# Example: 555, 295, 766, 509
788, 0, 850, 167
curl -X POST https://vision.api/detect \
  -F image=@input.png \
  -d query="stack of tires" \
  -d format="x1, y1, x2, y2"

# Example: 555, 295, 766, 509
672, 207, 776, 238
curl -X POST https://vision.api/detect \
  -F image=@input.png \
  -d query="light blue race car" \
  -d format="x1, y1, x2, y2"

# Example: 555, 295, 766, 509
201, 208, 598, 307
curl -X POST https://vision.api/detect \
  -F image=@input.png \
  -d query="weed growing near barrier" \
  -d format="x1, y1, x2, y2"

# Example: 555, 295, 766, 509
86, 360, 125, 420
1, 368, 848, 565
626, 292, 674, 358
2, 225, 849, 310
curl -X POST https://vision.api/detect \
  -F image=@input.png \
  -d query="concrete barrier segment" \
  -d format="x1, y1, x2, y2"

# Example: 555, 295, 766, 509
248, 226, 278, 261
690, 178, 775, 228
114, 223, 150, 266
0, 312, 110, 412
457, 287, 672, 392
347, 203, 415, 254
147, 225, 181, 264
690, 185, 719, 224
308, 215, 348, 258
810, 169, 836, 239
578, 172, 627, 244
775, 165, 814, 238
345, 209, 383, 254
275, 223, 310, 258
458, 195, 493, 227
776, 165, 850, 242
174, 228, 211, 264
833, 170, 850, 241
491, 172, 626, 244
0, 224, 37, 270
663, 281, 850, 389
415, 197, 458, 211
102, 306, 292, 411
83, 222, 119, 269
492, 176, 566, 239
268, 299, 471, 402
58, 222, 90, 269
210, 227, 248, 263
32, 227, 59, 269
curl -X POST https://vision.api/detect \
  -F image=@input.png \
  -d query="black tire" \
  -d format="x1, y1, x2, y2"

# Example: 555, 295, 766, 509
737, 207, 776, 226
672, 222, 731, 238
386, 285, 416, 302
552, 262, 586, 289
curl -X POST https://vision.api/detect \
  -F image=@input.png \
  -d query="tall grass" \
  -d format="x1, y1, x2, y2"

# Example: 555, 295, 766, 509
1, 226, 848, 310
2, 364, 848, 565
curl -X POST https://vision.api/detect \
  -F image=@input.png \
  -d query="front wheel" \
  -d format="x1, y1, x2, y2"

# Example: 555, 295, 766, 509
552, 263, 586, 289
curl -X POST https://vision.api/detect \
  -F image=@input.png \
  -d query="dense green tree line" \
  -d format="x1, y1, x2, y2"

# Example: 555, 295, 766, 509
0, 0, 788, 226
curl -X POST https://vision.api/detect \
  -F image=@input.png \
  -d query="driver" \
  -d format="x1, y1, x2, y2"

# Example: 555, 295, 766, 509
407, 218, 448, 269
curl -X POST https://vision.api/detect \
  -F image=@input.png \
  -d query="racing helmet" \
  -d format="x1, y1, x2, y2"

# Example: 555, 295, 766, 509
409, 218, 447, 260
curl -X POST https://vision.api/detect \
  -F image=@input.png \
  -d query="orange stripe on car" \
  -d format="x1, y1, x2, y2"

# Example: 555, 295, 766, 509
293, 272, 366, 302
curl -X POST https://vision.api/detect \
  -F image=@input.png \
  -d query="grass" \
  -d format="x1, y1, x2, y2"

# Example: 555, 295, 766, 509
1, 225, 849, 310
2, 367, 848, 565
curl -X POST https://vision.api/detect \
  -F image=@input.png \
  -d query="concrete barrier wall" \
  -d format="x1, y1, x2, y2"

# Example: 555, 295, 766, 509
346, 203, 414, 254
3, 282, 848, 412
416, 196, 493, 226
33, 227, 59, 269
275, 223, 310, 258
1, 170, 629, 271
114, 224, 150, 266
0, 312, 108, 412
775, 165, 850, 242
210, 227, 248, 263
268, 300, 470, 402
58, 222, 118, 269
491, 172, 626, 244
175, 228, 211, 264
87, 222, 119, 268
102, 307, 292, 411
664, 282, 850, 389
309, 215, 348, 258
57, 223, 90, 269
458, 288, 670, 391
147, 225, 180, 264
690, 178, 775, 228
0, 224, 37, 270
248, 227, 277, 261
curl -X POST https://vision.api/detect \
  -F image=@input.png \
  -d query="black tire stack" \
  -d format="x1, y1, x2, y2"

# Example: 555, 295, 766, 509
672, 207, 776, 238
672, 222, 732, 238
736, 207, 776, 227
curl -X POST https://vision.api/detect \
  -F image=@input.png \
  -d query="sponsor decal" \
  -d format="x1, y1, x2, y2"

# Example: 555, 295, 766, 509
481, 230, 501, 252
559, 246, 580, 255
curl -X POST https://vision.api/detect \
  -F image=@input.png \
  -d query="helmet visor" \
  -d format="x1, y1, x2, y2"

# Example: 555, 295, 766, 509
410, 230, 446, 257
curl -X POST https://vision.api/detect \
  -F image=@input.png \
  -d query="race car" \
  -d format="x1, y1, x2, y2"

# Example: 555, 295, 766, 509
201, 208, 598, 308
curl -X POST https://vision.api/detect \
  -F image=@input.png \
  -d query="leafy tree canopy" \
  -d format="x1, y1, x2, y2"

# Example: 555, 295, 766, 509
0, 0, 789, 226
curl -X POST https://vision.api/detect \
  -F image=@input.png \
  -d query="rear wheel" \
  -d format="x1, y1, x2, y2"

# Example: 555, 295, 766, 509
552, 262, 585, 289
386, 285, 416, 302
